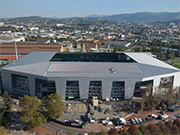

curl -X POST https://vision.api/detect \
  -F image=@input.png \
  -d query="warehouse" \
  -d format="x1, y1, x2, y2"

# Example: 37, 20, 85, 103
0, 52, 180, 100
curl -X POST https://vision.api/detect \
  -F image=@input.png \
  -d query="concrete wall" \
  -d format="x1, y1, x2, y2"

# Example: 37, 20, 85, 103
173, 72, 180, 89
28, 76, 36, 97
1, 70, 179, 100
143, 72, 180, 93
53, 77, 140, 100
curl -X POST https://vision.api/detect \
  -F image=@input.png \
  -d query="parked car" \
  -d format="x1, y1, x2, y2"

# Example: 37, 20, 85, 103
74, 119, 81, 124
163, 119, 169, 122
134, 117, 139, 124
123, 122, 128, 125
138, 118, 143, 123
161, 114, 169, 119
150, 114, 158, 118
90, 118, 95, 123
131, 119, 136, 124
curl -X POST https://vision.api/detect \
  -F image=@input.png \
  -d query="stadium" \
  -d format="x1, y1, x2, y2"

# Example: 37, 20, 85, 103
0, 52, 180, 100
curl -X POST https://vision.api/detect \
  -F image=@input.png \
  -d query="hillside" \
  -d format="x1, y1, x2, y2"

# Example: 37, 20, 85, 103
91, 12, 180, 23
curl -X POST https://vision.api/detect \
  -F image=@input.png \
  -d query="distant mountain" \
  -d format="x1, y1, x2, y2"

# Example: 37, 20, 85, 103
0, 16, 60, 24
86, 15, 107, 18
0, 12, 179, 25
88, 12, 180, 23
0, 16, 117, 26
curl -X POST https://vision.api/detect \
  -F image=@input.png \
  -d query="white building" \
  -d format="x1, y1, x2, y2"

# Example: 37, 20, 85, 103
0, 22, 4, 27
0, 52, 180, 100
0, 36, 25, 43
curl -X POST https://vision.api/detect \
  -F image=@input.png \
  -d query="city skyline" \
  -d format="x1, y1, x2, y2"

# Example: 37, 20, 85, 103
0, 0, 180, 18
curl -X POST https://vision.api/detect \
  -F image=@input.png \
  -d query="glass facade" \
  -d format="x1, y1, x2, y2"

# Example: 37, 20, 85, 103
134, 80, 153, 97
88, 81, 102, 99
0, 72, 2, 90
159, 76, 174, 91
12, 74, 30, 96
65, 81, 80, 100
35, 79, 56, 98
111, 81, 125, 99
50, 52, 136, 63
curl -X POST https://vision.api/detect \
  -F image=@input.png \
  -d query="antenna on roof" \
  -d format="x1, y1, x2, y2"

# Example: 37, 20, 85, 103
14, 42, 18, 60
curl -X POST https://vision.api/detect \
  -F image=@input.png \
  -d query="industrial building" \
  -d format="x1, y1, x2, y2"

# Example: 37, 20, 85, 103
0, 42, 63, 60
0, 52, 180, 100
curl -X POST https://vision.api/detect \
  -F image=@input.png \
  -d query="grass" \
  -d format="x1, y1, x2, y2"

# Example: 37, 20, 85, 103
171, 62, 180, 69
172, 57, 180, 61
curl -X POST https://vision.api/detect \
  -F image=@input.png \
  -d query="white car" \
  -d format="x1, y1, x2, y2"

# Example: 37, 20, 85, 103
105, 121, 113, 126
151, 114, 158, 118
90, 119, 95, 123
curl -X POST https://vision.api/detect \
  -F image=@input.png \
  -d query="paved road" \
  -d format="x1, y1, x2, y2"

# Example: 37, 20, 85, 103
44, 122, 88, 135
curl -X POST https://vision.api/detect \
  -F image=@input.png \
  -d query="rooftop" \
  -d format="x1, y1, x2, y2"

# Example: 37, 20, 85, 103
1, 52, 180, 79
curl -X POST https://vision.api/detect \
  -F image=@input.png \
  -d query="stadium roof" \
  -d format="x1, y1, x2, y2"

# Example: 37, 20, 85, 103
1, 52, 180, 79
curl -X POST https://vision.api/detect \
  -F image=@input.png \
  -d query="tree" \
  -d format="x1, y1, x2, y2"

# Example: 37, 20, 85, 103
2, 91, 12, 110
43, 93, 65, 119
67, 130, 73, 135
174, 119, 180, 127
149, 93, 161, 110
0, 126, 7, 135
157, 52, 164, 59
135, 46, 142, 52
140, 102, 145, 113
158, 121, 171, 135
121, 125, 128, 135
138, 123, 147, 134
109, 128, 118, 135
162, 84, 176, 107
132, 129, 142, 135
128, 125, 138, 134
171, 124, 179, 135
97, 130, 108, 135
147, 123, 162, 135
19, 95, 46, 128
88, 131, 96, 135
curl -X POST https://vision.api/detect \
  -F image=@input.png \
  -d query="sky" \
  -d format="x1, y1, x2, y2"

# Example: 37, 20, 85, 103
0, 0, 180, 18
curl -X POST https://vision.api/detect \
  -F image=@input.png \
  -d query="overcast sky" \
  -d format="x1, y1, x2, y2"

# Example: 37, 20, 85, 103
0, 0, 180, 18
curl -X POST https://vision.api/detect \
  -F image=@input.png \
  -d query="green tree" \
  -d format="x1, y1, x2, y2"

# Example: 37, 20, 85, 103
135, 46, 142, 52
140, 101, 145, 112
2, 91, 12, 110
157, 52, 164, 59
138, 123, 147, 134
162, 84, 176, 107
43, 93, 65, 119
67, 130, 73, 135
149, 93, 161, 110
0, 126, 7, 135
19, 95, 46, 128
132, 129, 142, 135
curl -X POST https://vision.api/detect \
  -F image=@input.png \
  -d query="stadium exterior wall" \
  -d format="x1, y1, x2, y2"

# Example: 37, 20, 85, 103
1, 70, 180, 100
